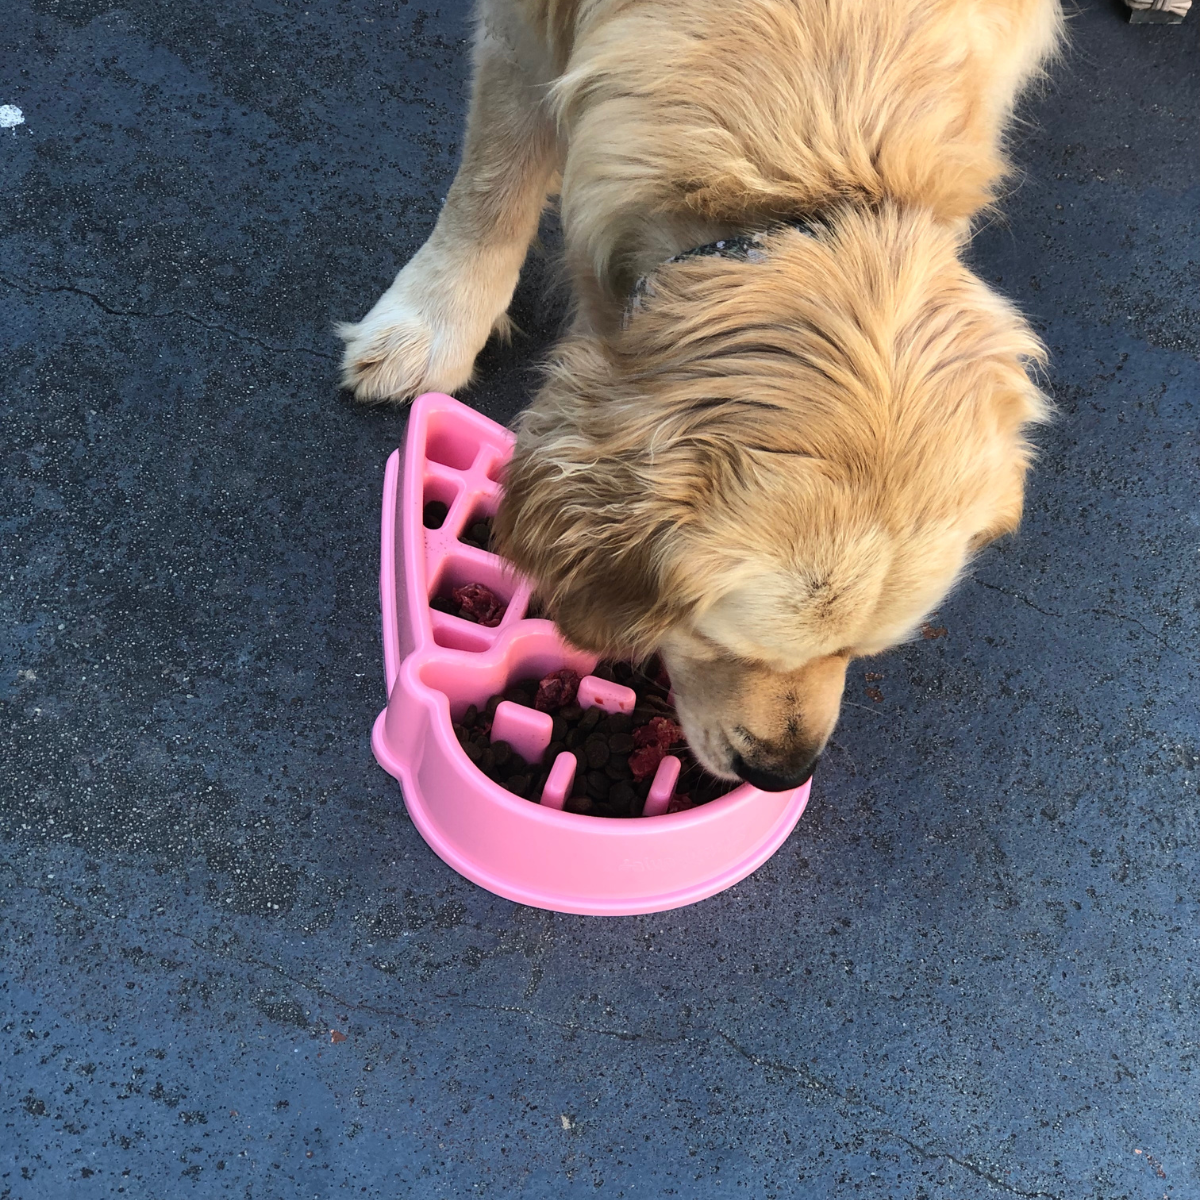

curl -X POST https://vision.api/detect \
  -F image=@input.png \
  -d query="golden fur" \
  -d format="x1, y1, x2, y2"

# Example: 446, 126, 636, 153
339, 0, 1062, 787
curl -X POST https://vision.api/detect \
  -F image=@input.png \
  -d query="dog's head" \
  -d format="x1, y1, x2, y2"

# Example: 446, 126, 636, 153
494, 208, 1047, 787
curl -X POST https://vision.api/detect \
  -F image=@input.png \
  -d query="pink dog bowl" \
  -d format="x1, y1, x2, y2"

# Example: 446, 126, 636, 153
371, 392, 811, 915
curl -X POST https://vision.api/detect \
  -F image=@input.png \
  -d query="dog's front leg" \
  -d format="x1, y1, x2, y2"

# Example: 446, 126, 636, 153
339, 10, 558, 402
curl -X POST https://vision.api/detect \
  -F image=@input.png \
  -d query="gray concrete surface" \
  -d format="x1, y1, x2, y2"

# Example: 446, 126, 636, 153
1, 1, 1197, 1196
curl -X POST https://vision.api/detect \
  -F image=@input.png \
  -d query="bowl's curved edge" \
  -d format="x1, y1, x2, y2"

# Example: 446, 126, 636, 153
372, 710, 811, 917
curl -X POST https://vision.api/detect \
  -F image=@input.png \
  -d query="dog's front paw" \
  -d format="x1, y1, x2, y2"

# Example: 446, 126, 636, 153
338, 249, 508, 404
336, 296, 466, 405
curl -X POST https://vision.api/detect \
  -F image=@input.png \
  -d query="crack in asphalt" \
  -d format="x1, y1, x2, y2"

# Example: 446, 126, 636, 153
715, 1030, 1065, 1199
451, 998, 663, 1043
887, 1130, 1064, 1200
0, 272, 340, 363
973, 577, 1191, 663
0, 866, 433, 1029
163, 925, 438, 1029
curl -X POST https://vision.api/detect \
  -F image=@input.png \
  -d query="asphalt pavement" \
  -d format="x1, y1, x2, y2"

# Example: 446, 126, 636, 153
2, 1, 1197, 1196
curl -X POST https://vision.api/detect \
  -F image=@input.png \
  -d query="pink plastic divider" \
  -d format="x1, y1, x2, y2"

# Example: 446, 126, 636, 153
491, 701, 553, 766
540, 751, 576, 811
643, 756, 682, 818
577, 676, 637, 714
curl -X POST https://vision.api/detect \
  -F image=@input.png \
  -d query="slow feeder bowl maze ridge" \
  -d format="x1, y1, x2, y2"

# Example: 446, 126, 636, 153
371, 392, 811, 916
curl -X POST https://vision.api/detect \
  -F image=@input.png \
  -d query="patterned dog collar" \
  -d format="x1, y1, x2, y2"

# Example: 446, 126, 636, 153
626, 217, 822, 325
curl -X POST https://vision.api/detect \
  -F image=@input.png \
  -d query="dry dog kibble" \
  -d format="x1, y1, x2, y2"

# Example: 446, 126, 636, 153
460, 517, 494, 550
583, 733, 610, 769
423, 500, 449, 529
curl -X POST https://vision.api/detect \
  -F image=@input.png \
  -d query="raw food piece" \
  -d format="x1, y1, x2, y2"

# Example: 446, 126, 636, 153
628, 745, 663, 782
628, 716, 685, 781
534, 668, 581, 713
636, 716, 686, 749
450, 582, 506, 627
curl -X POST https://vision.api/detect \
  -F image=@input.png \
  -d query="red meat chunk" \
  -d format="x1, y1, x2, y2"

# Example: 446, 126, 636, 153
534, 668, 581, 713
628, 718, 685, 781
633, 717, 684, 751
451, 583, 506, 627
628, 744, 665, 782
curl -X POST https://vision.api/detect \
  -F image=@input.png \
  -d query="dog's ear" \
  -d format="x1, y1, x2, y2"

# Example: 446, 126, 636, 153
502, 491, 669, 653
967, 361, 1049, 555
968, 511, 1020, 554
946, 271, 1050, 558
494, 445, 685, 655
492, 339, 710, 655
967, 471, 1025, 552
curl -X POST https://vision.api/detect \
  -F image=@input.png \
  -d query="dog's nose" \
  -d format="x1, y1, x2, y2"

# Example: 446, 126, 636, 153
731, 754, 819, 793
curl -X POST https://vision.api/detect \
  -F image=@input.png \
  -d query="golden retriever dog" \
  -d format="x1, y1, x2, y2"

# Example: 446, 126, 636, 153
339, 0, 1062, 791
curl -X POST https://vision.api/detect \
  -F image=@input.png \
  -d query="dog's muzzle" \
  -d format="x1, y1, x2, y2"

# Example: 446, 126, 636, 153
731, 754, 819, 793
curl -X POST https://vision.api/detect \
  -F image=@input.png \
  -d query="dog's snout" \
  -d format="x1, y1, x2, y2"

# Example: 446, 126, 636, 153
731, 753, 819, 793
